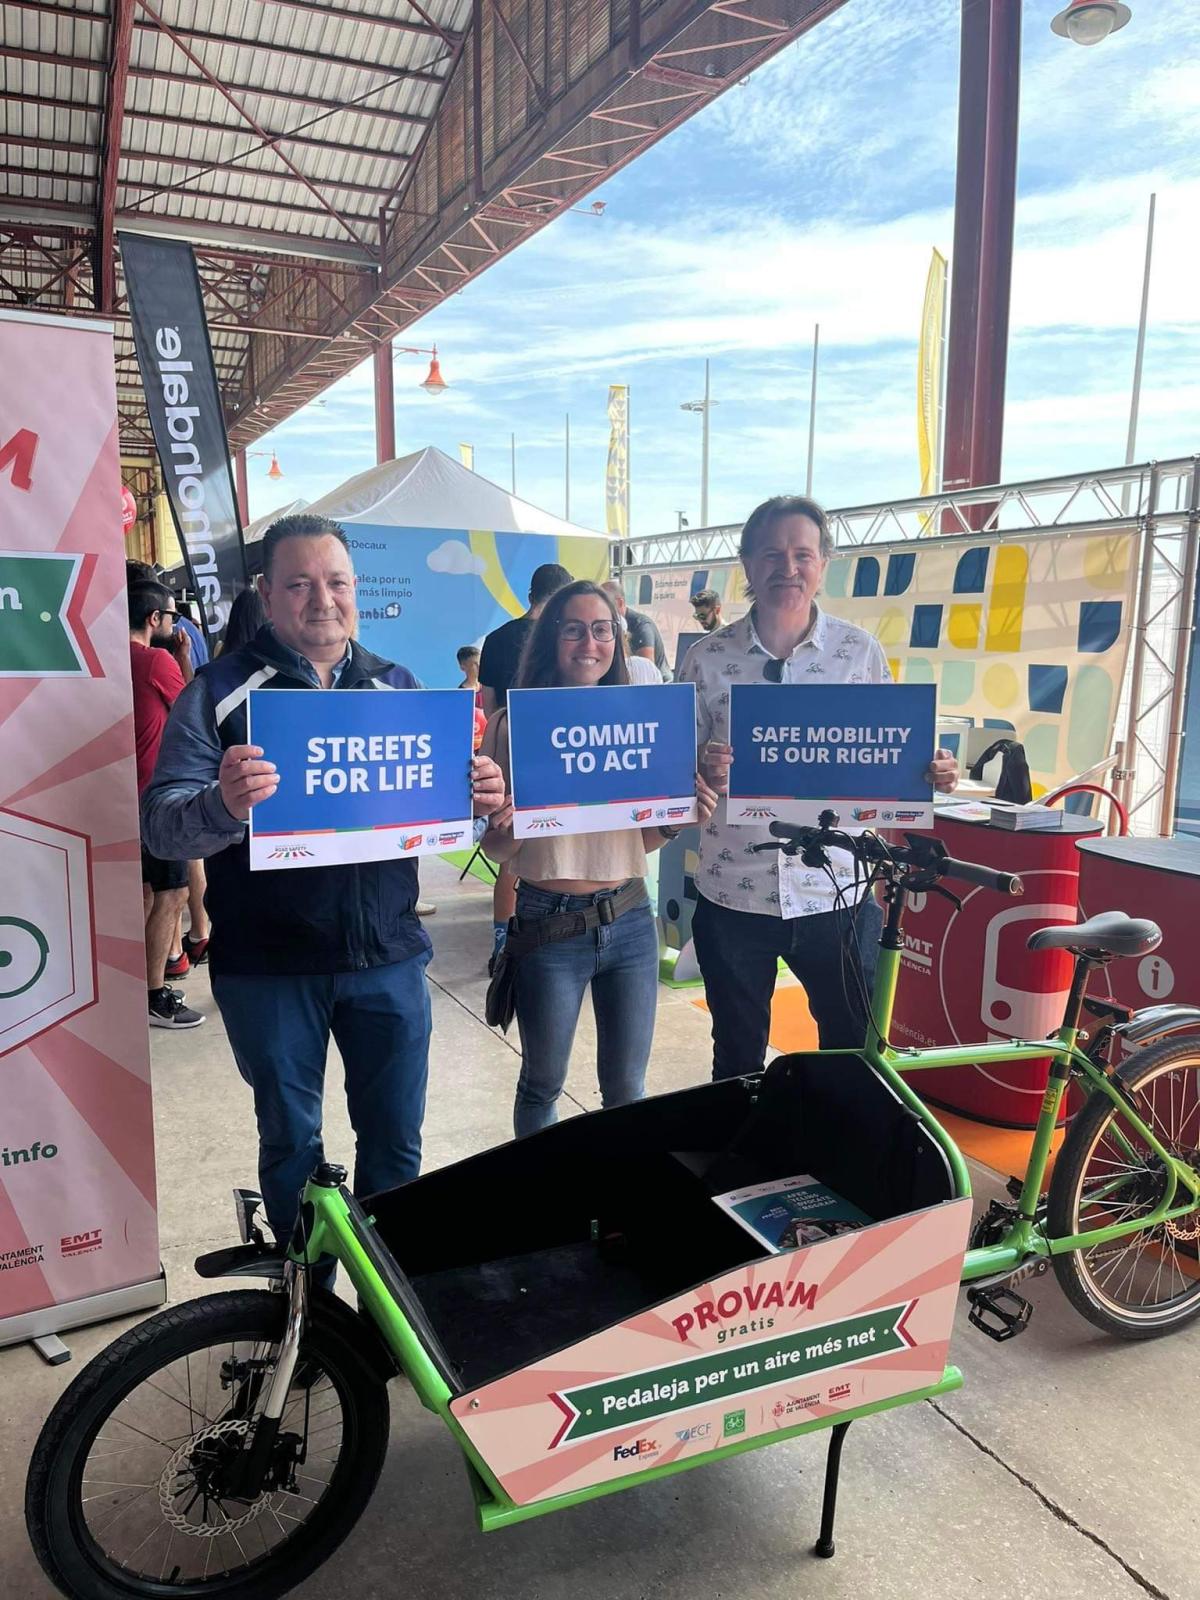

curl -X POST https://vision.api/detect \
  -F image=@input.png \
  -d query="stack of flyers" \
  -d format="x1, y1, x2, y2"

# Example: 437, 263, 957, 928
714, 1174, 872, 1254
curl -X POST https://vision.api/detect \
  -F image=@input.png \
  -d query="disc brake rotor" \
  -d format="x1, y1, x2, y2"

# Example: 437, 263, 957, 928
158, 1418, 271, 1537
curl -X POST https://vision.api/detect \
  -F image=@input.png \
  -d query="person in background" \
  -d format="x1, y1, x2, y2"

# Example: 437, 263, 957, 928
457, 644, 483, 707
690, 588, 723, 633
622, 632, 663, 683
129, 581, 204, 1030
601, 580, 669, 680
128, 565, 210, 669
482, 580, 717, 1133
174, 598, 210, 670
219, 586, 268, 656
142, 513, 505, 1254
678, 494, 958, 1077
478, 562, 573, 971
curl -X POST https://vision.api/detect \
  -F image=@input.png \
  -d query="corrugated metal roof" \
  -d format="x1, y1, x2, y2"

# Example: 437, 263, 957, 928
1, 0, 842, 453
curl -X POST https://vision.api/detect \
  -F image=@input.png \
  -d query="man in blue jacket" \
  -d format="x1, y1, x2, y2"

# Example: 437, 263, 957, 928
143, 513, 505, 1248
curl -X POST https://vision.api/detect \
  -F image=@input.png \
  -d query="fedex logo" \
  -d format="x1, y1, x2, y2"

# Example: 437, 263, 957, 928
613, 1438, 658, 1461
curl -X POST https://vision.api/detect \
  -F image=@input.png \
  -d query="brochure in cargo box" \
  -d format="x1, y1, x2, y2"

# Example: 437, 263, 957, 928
714, 1174, 872, 1253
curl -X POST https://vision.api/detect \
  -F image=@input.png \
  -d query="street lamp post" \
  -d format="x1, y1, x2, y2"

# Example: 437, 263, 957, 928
680, 359, 715, 528
375, 343, 447, 465
943, 0, 1133, 507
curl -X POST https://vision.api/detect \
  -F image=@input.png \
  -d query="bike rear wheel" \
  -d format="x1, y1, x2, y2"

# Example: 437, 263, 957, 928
1048, 1037, 1200, 1338
26, 1289, 390, 1600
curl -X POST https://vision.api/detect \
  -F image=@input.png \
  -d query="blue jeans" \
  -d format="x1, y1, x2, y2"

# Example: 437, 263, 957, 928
512, 882, 658, 1137
212, 952, 432, 1244
692, 893, 884, 1080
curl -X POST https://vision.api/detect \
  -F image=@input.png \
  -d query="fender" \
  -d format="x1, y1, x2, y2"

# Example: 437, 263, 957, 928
193, 1242, 400, 1386
1112, 1003, 1200, 1051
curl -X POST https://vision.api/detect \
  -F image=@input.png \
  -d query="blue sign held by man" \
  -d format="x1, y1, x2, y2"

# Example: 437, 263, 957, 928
247, 688, 475, 869
727, 683, 937, 827
508, 682, 698, 838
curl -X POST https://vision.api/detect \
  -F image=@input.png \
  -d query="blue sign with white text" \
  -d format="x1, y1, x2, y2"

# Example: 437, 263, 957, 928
727, 682, 936, 828
508, 682, 698, 838
246, 687, 475, 870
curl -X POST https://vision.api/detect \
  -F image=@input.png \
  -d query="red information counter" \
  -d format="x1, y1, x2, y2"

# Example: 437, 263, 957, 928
890, 809, 1102, 1127
1075, 835, 1200, 1013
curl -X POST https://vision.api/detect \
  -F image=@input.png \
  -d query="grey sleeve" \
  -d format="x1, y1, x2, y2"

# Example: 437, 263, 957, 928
141, 676, 247, 860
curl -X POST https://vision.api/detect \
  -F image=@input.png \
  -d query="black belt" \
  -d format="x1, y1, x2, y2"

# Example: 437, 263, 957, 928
485, 879, 648, 1032
510, 878, 648, 952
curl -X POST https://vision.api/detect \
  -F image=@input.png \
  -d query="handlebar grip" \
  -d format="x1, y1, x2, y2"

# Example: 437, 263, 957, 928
940, 856, 1024, 896
769, 821, 811, 842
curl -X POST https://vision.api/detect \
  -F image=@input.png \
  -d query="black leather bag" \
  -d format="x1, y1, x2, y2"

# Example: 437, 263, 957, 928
484, 941, 519, 1031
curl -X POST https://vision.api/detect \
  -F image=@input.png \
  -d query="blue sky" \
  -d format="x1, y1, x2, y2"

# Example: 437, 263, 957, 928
250, 0, 1200, 537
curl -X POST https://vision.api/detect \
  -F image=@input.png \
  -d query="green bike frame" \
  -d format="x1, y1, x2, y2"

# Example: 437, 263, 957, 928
856, 922, 1200, 1282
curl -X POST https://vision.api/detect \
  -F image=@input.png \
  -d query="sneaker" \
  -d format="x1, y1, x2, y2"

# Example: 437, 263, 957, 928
415, 900, 437, 917
149, 989, 205, 1029
182, 933, 209, 965
164, 950, 190, 980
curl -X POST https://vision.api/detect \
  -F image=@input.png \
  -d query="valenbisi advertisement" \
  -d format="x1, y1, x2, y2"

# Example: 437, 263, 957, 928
507, 683, 699, 839
727, 683, 937, 828
0, 309, 162, 1338
120, 231, 247, 646
450, 1198, 971, 1505
246, 688, 475, 869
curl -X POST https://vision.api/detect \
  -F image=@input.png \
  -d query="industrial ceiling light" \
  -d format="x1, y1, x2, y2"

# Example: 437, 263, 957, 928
1050, 0, 1131, 46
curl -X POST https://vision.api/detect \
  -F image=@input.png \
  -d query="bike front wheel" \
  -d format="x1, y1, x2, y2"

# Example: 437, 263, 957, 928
26, 1288, 390, 1600
1047, 1037, 1200, 1338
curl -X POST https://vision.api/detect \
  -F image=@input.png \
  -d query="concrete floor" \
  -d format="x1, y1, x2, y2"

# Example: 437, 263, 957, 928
1, 856, 1194, 1599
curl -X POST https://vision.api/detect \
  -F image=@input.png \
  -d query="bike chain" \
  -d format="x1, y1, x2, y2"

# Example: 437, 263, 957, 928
158, 1418, 271, 1537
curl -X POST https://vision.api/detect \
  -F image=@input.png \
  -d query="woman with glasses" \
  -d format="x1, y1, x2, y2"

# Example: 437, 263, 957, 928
481, 580, 717, 1134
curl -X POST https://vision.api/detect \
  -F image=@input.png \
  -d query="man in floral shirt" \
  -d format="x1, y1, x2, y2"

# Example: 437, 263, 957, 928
678, 495, 957, 1079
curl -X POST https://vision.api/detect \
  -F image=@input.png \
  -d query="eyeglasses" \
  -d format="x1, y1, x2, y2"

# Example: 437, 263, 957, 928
762, 658, 785, 683
158, 608, 178, 620
559, 620, 616, 643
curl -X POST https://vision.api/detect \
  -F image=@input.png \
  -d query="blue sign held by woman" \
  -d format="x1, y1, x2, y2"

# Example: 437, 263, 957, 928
508, 682, 699, 838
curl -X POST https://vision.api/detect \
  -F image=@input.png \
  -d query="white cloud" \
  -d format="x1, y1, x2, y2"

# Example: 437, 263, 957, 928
246, 0, 1200, 537
426, 538, 487, 576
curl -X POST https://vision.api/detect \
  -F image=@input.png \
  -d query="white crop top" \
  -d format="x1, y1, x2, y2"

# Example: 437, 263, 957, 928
482, 710, 649, 884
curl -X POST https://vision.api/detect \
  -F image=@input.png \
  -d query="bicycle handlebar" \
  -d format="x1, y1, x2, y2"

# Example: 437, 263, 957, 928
761, 820, 1024, 896
938, 856, 1024, 896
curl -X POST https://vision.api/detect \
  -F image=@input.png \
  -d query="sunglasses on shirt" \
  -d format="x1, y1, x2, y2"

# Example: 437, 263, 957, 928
762, 658, 785, 683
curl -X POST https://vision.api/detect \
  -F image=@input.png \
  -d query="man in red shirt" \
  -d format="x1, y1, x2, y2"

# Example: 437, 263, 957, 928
129, 581, 204, 1030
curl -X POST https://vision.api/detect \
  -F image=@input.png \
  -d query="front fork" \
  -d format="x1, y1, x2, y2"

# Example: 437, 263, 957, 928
227, 1251, 311, 1499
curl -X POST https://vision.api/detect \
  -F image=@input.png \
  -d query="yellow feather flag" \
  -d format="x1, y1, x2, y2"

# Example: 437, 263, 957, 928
917, 249, 947, 501
605, 384, 629, 539
458, 443, 475, 470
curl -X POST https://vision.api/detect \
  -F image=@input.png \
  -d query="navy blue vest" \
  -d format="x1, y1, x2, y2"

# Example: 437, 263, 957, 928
199, 629, 430, 977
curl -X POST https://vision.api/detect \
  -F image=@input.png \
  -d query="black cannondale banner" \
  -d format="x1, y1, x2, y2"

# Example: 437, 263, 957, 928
120, 232, 247, 645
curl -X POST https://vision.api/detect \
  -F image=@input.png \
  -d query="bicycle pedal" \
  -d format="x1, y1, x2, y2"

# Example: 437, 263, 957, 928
967, 1284, 1033, 1342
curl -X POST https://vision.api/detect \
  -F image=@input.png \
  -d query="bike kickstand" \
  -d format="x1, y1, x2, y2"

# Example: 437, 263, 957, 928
814, 1420, 852, 1559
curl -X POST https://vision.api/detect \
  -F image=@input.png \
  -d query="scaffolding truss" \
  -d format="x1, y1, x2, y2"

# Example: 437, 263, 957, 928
613, 456, 1200, 836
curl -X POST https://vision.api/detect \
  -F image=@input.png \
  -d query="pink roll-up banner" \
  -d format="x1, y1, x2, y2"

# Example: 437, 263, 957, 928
0, 308, 164, 1357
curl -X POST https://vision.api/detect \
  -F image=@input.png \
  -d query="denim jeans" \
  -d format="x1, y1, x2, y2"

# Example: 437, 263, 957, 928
212, 951, 432, 1244
692, 893, 884, 1080
512, 882, 658, 1137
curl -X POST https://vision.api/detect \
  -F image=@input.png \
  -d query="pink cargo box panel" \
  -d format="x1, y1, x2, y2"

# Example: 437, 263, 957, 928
366, 1053, 971, 1507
